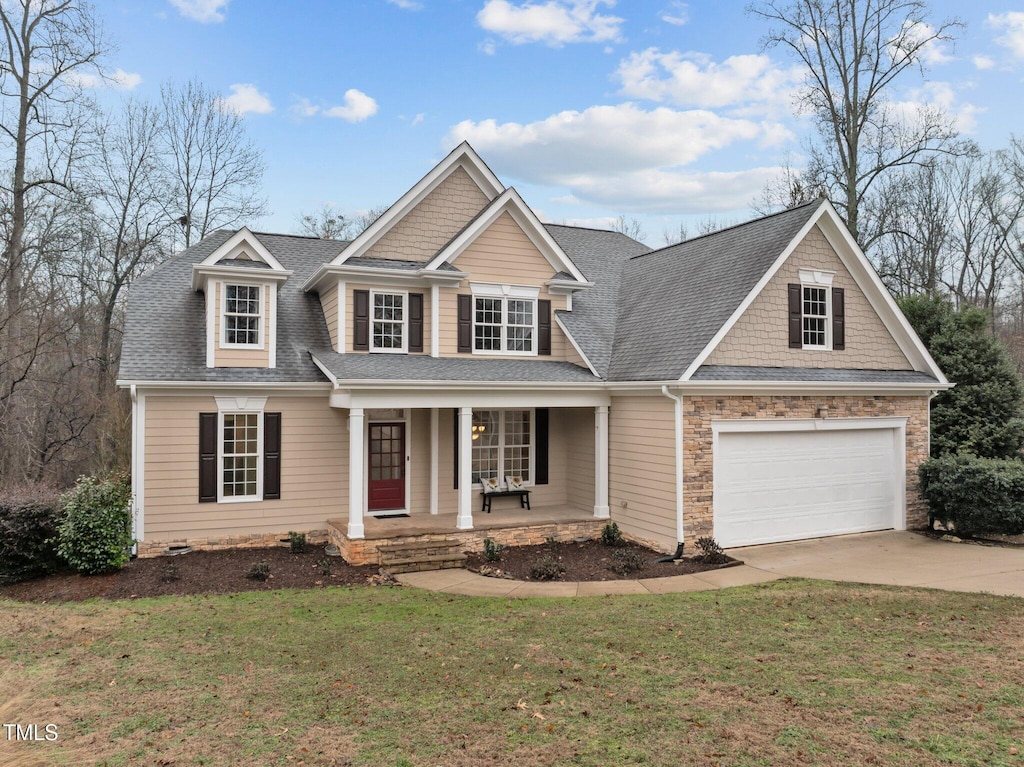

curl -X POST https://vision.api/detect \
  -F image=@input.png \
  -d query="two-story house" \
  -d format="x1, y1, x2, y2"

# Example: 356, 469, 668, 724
117, 143, 949, 565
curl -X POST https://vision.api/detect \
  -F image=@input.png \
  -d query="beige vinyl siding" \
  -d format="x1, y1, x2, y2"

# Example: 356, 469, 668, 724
434, 407, 571, 515
320, 281, 339, 352
564, 407, 595, 513
343, 283, 431, 355
706, 224, 911, 369
409, 409, 431, 512
144, 395, 347, 541
365, 167, 491, 262
213, 280, 271, 368
436, 212, 571, 360
608, 395, 677, 551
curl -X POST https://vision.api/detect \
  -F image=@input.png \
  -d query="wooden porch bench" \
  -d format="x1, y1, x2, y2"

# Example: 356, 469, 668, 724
481, 489, 531, 513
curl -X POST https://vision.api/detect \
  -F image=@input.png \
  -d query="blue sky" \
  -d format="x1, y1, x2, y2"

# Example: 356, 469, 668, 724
97, 0, 1024, 244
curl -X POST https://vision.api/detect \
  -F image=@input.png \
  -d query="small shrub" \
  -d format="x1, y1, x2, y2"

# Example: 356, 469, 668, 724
0, 485, 64, 584
530, 556, 565, 581
694, 536, 728, 564
56, 474, 133, 575
288, 531, 307, 554
600, 522, 624, 547
246, 561, 271, 581
919, 454, 1024, 536
610, 548, 645, 575
316, 558, 332, 577
545, 535, 557, 550
482, 537, 504, 562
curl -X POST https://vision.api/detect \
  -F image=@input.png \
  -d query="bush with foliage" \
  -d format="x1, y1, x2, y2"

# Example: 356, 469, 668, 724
288, 531, 307, 554
482, 537, 504, 562
600, 522, 624, 547
694, 536, 729, 564
246, 561, 271, 581
530, 556, 565, 581
899, 295, 1024, 458
0, 485, 64, 583
919, 455, 1024, 536
610, 548, 645, 575
56, 474, 133, 575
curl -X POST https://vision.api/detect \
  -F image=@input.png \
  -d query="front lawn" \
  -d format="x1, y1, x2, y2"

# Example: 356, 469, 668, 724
1, 580, 1022, 766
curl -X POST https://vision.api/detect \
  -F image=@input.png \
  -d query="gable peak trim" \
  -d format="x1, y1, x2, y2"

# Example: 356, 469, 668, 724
198, 227, 286, 271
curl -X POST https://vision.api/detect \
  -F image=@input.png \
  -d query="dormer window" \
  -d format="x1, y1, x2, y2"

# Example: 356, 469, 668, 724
223, 284, 263, 347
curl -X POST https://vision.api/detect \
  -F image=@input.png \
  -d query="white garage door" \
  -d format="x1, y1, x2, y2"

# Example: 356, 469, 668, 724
714, 424, 902, 548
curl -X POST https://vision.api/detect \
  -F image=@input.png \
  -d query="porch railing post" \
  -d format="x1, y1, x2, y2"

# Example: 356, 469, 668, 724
594, 405, 610, 519
457, 406, 474, 529
348, 407, 365, 538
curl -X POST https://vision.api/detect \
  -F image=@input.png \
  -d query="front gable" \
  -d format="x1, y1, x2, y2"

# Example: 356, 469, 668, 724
705, 223, 912, 370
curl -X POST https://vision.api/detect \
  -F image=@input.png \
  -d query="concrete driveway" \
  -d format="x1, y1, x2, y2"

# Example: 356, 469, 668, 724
731, 531, 1024, 597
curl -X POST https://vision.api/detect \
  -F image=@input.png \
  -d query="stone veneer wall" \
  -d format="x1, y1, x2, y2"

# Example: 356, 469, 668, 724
683, 395, 931, 540
136, 529, 330, 558
332, 519, 606, 566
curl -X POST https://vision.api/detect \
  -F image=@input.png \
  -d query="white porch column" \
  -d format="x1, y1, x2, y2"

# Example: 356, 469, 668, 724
348, 407, 365, 538
429, 408, 439, 515
457, 406, 474, 529
594, 405, 610, 519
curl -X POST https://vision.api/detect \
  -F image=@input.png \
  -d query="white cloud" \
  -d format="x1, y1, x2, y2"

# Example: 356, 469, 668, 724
894, 81, 982, 134
69, 67, 142, 91
973, 55, 995, 70
290, 97, 321, 119
477, 0, 624, 46
659, 1, 687, 26
479, 38, 498, 55
323, 89, 379, 122
168, 0, 228, 23
615, 49, 802, 116
444, 102, 789, 211
896, 20, 954, 66
990, 12, 1024, 60
216, 83, 273, 116
387, 0, 423, 8
411, 113, 425, 126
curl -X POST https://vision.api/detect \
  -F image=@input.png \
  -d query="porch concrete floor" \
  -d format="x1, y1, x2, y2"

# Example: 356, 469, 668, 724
330, 504, 596, 540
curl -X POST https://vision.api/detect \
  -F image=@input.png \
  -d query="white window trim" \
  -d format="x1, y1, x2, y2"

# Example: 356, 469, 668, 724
470, 283, 540, 357
369, 289, 409, 354
800, 281, 832, 351
215, 396, 266, 503
220, 282, 266, 350
471, 409, 535, 489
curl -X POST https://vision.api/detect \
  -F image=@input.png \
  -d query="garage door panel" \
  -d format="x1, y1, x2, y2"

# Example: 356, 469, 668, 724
715, 427, 898, 548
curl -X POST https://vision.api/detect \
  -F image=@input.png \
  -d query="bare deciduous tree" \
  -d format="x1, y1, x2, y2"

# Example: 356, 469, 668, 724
611, 215, 646, 243
296, 203, 349, 239
750, 0, 963, 246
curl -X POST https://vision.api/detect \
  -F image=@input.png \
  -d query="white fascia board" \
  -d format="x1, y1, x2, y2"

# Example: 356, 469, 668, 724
674, 380, 952, 396
423, 188, 589, 284
192, 264, 292, 292
310, 353, 339, 386
118, 380, 331, 392
332, 387, 611, 410
814, 204, 949, 384
678, 201, 828, 381
198, 227, 287, 271
553, 314, 600, 377
331, 142, 504, 267
303, 264, 464, 293
547, 278, 594, 294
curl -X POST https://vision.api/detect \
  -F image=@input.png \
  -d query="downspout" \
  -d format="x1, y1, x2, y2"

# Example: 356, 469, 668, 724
129, 384, 139, 556
658, 385, 685, 561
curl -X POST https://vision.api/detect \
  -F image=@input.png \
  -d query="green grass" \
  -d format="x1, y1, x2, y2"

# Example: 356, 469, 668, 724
1, 580, 1023, 766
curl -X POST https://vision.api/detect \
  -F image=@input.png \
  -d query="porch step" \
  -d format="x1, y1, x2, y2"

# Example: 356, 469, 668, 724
377, 538, 467, 574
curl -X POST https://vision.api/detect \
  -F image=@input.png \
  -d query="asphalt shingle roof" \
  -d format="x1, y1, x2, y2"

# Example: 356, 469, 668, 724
607, 200, 822, 381
692, 366, 937, 384
312, 350, 599, 383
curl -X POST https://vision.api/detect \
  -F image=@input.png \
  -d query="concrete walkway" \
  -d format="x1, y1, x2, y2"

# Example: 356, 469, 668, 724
395, 532, 1024, 598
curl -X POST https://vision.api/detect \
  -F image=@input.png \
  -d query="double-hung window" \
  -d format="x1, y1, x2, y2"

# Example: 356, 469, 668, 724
802, 285, 829, 348
472, 285, 538, 355
223, 284, 262, 347
471, 410, 532, 486
222, 412, 260, 500
370, 290, 407, 353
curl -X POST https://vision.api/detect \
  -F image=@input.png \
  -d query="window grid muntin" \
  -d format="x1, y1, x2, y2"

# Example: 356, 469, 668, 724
471, 410, 531, 486
802, 286, 828, 348
473, 297, 536, 354
222, 412, 259, 498
371, 291, 406, 351
224, 284, 261, 346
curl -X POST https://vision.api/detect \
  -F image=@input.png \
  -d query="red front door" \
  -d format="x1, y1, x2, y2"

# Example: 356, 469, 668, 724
368, 422, 406, 511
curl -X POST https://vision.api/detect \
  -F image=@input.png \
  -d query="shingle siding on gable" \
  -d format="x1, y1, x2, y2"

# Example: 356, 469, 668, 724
705, 224, 911, 370
364, 166, 491, 262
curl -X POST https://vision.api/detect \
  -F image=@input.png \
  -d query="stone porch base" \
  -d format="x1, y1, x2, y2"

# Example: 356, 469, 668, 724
135, 529, 330, 558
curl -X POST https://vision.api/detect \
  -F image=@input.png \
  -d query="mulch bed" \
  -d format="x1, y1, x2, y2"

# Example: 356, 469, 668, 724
464, 539, 737, 582
0, 540, 739, 603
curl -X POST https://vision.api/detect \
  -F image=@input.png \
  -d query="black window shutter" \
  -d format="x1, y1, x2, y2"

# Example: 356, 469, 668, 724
353, 289, 369, 350
535, 408, 549, 485
457, 294, 472, 353
408, 293, 424, 353
199, 413, 217, 503
832, 287, 845, 350
788, 283, 802, 348
452, 408, 459, 489
263, 412, 282, 500
538, 300, 551, 355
